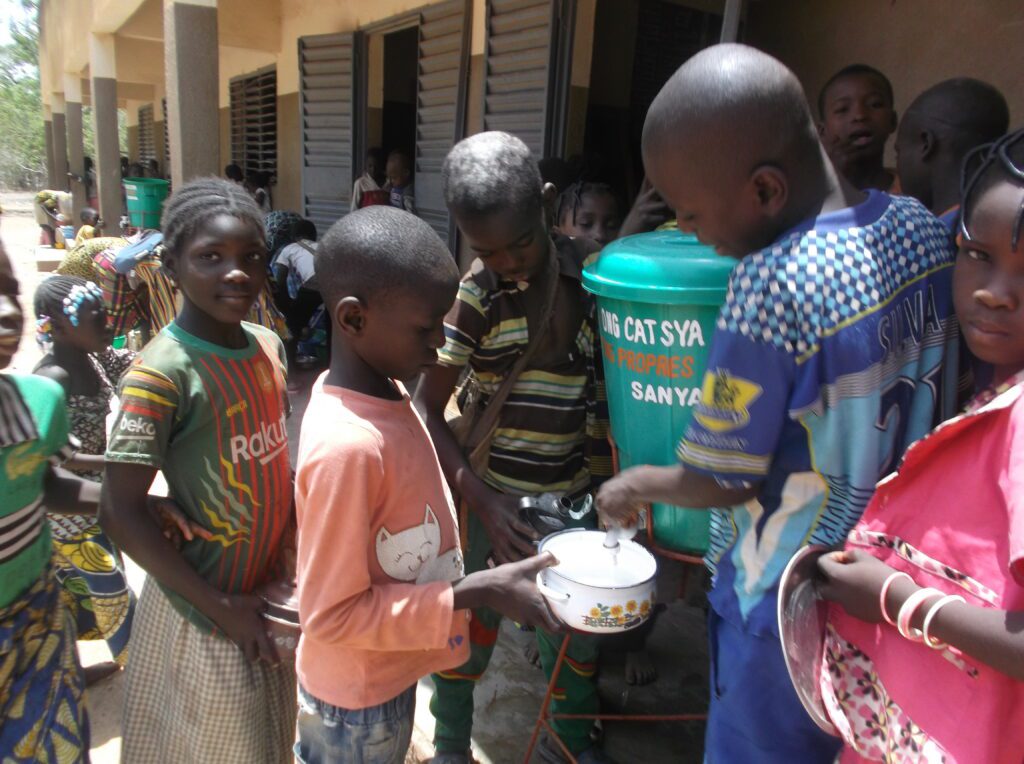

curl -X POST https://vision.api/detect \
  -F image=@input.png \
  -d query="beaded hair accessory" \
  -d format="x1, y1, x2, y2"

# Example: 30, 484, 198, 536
35, 315, 53, 347
62, 281, 103, 327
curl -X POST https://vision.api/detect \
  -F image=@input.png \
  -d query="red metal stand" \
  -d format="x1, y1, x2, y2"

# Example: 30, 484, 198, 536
521, 441, 709, 763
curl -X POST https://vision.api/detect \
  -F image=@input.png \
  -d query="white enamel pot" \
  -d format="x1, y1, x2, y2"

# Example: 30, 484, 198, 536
536, 529, 657, 633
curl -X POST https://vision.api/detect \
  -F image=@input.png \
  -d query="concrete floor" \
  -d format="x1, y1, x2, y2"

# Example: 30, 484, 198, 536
3, 195, 711, 763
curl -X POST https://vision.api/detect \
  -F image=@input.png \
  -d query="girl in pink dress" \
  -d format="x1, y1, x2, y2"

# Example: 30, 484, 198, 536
816, 128, 1024, 763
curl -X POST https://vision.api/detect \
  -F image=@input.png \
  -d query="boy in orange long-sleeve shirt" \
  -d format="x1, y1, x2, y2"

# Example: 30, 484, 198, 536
294, 206, 562, 764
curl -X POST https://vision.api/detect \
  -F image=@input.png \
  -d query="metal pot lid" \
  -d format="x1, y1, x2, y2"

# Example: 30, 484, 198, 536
540, 529, 656, 588
777, 544, 836, 735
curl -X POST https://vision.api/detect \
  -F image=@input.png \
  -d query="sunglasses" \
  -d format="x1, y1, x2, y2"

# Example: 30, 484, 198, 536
959, 130, 1024, 252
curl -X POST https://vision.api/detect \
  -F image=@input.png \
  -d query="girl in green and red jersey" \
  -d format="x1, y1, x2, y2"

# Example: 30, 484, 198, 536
102, 178, 296, 764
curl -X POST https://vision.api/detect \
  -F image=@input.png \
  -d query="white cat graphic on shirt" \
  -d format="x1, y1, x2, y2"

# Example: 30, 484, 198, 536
375, 505, 464, 584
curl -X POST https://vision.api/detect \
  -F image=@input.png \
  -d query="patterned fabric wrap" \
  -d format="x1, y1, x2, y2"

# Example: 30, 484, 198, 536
131, 257, 179, 333
0, 570, 88, 763
822, 624, 950, 763
36, 348, 137, 664
50, 519, 135, 665
55, 237, 127, 280
92, 246, 145, 336
249, 285, 292, 343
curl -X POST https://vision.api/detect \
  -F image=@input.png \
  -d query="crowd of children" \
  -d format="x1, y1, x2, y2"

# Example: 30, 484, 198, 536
2, 40, 1023, 764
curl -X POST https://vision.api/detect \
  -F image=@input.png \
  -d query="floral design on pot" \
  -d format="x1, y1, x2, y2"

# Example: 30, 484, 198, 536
582, 601, 651, 630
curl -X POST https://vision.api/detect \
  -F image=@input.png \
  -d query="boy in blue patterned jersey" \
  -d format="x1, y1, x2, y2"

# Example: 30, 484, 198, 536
597, 45, 960, 762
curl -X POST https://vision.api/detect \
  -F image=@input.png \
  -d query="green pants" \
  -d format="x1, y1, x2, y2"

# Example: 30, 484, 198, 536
431, 509, 600, 755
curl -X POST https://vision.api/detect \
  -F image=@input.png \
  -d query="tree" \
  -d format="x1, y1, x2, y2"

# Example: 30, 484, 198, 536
0, 0, 45, 189
0, 2, 128, 190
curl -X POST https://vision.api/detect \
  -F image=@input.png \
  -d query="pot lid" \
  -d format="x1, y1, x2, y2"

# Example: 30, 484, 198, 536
540, 529, 656, 588
582, 230, 735, 306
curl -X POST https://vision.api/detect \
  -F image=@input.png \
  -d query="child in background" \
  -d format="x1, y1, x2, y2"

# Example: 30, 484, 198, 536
273, 218, 323, 372
819, 64, 900, 193
386, 150, 417, 215
273, 220, 320, 326
351, 147, 388, 211
294, 205, 560, 764
551, 178, 663, 686
84, 156, 98, 208
101, 178, 296, 764
555, 181, 623, 247
33, 276, 138, 685
597, 45, 960, 762
895, 78, 1009, 227
419, 132, 614, 764
54, 213, 73, 249
246, 171, 273, 213
817, 127, 1024, 764
225, 163, 244, 184
74, 207, 101, 247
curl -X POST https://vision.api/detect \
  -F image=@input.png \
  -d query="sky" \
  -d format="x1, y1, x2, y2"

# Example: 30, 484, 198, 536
0, 0, 34, 46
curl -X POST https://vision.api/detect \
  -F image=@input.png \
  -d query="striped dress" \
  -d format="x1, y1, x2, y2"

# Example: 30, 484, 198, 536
439, 237, 611, 498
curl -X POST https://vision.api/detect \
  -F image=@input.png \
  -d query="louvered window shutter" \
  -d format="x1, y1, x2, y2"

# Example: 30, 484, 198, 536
483, 0, 558, 158
415, 0, 471, 248
299, 33, 357, 235
229, 67, 278, 179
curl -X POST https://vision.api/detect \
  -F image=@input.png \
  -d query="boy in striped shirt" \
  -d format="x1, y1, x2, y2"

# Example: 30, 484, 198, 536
417, 132, 614, 764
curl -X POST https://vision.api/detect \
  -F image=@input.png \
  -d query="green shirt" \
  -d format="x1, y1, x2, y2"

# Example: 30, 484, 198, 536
106, 321, 292, 632
0, 373, 73, 609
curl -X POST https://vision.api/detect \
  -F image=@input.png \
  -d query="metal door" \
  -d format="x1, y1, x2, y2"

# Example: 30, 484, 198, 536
299, 32, 358, 233
414, 0, 471, 247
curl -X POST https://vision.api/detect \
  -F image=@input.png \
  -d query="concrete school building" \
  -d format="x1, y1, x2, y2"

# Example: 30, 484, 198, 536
36, 0, 1024, 254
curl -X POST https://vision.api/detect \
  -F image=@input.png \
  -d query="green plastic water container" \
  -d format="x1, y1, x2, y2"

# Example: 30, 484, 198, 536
123, 177, 169, 229
583, 230, 735, 554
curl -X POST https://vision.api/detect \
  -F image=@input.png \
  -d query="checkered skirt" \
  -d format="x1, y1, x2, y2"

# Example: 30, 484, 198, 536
120, 580, 296, 763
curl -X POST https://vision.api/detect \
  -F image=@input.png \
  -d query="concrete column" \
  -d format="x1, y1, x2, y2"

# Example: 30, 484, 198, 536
164, 0, 220, 185
64, 73, 87, 219
720, 0, 743, 43
51, 93, 68, 191
43, 105, 57, 190
90, 34, 124, 224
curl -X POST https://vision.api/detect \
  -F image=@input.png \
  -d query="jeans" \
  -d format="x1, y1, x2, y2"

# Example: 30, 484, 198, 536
704, 609, 842, 763
295, 684, 416, 764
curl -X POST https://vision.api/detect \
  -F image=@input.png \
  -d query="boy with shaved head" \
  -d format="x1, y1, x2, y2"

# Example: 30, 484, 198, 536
598, 44, 961, 761
896, 77, 1009, 225
293, 206, 562, 763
